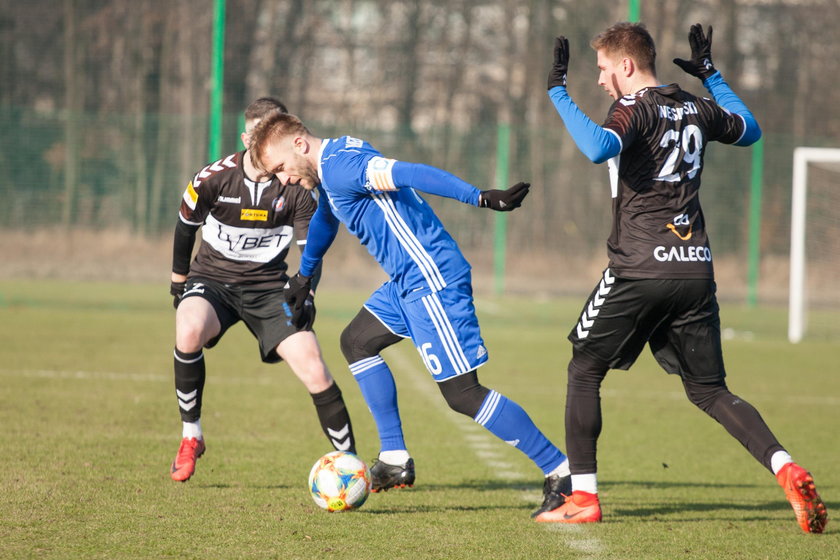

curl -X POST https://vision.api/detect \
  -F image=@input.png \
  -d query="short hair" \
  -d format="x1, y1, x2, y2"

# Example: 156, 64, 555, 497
248, 112, 310, 171
244, 97, 288, 122
591, 22, 657, 74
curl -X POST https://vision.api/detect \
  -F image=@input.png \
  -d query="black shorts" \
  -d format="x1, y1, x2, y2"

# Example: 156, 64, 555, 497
181, 277, 298, 364
568, 269, 726, 383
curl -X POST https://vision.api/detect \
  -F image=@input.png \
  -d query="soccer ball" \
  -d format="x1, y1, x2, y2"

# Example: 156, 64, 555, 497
308, 451, 371, 512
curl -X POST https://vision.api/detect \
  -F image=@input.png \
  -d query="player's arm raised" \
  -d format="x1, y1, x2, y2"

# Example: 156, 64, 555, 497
546, 36, 621, 164
673, 23, 761, 146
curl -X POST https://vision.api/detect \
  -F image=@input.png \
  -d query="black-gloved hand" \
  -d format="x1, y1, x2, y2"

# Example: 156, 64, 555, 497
284, 272, 313, 328
548, 36, 569, 89
170, 280, 186, 309
479, 182, 531, 212
673, 24, 716, 80
298, 295, 317, 331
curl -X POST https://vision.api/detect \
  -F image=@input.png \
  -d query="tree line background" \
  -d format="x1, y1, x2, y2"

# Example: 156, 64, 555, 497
1, 0, 838, 300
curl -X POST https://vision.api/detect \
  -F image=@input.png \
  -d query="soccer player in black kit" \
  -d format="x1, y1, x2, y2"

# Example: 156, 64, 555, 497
168, 97, 355, 482
535, 23, 827, 533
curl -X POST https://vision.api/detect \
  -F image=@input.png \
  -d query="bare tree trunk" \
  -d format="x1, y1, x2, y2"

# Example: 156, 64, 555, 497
650, 0, 680, 77
178, 1, 203, 187
719, 0, 742, 85
524, 0, 550, 247
131, 0, 151, 235
62, 0, 81, 229
245, 0, 280, 102
441, 1, 473, 170
149, 8, 176, 234
294, 11, 316, 116
0, 11, 13, 106
397, 0, 423, 138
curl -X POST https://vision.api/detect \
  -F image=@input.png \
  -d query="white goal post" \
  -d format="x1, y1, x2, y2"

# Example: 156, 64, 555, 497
788, 147, 840, 343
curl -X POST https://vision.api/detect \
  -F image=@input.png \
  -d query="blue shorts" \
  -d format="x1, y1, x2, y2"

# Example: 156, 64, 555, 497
364, 275, 489, 381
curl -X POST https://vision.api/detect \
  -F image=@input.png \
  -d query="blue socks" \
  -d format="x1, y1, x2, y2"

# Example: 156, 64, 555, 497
475, 390, 567, 474
351, 357, 566, 475
350, 356, 406, 451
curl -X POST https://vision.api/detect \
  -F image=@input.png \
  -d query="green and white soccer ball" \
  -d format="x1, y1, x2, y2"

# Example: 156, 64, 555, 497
308, 451, 371, 512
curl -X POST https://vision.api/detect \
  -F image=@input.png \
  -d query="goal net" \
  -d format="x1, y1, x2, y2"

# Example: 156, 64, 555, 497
788, 147, 840, 342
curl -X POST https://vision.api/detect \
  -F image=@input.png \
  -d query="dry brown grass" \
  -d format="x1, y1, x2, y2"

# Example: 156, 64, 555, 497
0, 228, 799, 304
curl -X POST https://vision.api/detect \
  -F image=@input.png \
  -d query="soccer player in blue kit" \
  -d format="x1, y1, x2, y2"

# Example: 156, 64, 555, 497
536, 22, 827, 533
248, 112, 572, 518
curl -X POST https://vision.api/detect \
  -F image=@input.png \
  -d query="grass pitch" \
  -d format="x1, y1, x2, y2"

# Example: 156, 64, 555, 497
0, 280, 837, 559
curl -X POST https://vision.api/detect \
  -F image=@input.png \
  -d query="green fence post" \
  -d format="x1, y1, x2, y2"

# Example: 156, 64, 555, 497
493, 123, 511, 296
746, 136, 764, 307
628, 0, 641, 21
208, 0, 226, 162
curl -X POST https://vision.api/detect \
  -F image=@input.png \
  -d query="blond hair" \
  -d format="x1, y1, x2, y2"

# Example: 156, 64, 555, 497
248, 112, 310, 171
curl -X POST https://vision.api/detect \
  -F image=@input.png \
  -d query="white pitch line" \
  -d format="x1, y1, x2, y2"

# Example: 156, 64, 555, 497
546, 524, 603, 556
4, 357, 606, 553
6, 367, 833, 406
0, 368, 276, 386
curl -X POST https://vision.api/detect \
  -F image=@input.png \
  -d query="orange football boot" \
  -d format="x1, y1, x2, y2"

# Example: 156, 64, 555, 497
534, 490, 602, 523
170, 437, 206, 482
776, 462, 827, 534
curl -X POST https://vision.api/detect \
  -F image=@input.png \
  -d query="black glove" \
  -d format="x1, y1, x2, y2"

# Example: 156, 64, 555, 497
298, 295, 317, 331
170, 280, 186, 309
284, 273, 313, 329
479, 182, 530, 212
547, 36, 569, 89
673, 24, 716, 80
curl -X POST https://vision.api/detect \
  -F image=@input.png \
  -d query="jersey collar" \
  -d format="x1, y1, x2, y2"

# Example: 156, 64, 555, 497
317, 139, 328, 184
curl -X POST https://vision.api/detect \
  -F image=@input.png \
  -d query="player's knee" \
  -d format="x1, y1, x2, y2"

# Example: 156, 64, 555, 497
175, 304, 216, 352
175, 320, 206, 353
340, 323, 368, 363
567, 350, 609, 392
340, 323, 388, 363
438, 372, 490, 417
340, 310, 399, 363
683, 377, 729, 412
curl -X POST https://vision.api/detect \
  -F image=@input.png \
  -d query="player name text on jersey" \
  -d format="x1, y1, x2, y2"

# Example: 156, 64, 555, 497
658, 101, 699, 121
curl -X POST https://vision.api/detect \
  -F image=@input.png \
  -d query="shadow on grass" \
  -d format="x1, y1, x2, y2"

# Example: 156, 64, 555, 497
188, 477, 836, 528
613, 501, 793, 519
605, 479, 766, 490
400, 478, 791, 492
604, 479, 836, 523
360, 503, 526, 515
194, 483, 293, 490
413, 478, 837, 528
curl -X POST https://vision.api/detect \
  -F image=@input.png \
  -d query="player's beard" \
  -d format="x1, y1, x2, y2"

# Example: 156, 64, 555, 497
294, 152, 320, 190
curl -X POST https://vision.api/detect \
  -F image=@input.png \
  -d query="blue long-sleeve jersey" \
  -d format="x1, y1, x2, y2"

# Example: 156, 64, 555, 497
299, 137, 481, 296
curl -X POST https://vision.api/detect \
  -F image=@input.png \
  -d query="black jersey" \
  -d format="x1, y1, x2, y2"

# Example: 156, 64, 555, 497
178, 151, 316, 286
601, 84, 745, 279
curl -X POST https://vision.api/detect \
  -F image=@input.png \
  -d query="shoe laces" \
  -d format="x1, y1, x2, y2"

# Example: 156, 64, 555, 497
176, 438, 200, 463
